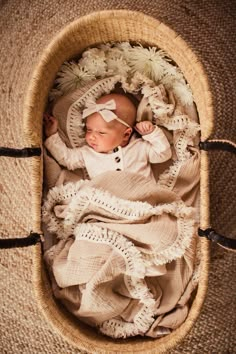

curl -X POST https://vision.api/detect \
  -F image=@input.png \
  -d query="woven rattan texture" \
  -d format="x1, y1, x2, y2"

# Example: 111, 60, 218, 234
0, 0, 235, 353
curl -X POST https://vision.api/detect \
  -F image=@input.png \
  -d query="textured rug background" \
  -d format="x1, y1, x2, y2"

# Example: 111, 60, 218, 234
0, 0, 235, 353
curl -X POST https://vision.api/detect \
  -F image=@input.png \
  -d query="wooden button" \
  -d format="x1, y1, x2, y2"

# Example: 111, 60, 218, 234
115, 156, 121, 163
113, 147, 119, 153
116, 168, 121, 171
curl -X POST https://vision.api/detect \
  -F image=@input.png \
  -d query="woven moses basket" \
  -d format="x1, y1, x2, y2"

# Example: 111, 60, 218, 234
1, 10, 235, 354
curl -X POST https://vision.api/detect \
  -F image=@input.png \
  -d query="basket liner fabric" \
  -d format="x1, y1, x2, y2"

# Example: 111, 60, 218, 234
0, 2, 235, 354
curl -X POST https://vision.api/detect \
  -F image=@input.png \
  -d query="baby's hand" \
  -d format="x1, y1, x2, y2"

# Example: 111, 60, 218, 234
135, 121, 155, 135
43, 113, 58, 137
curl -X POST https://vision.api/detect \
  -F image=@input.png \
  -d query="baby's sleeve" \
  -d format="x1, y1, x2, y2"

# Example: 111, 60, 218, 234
142, 126, 172, 163
44, 132, 85, 170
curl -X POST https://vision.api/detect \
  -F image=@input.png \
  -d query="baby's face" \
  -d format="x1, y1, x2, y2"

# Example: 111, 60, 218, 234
85, 113, 128, 153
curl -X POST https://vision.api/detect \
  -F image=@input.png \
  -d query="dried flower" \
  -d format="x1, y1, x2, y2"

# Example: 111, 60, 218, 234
106, 57, 130, 77
79, 56, 107, 78
55, 61, 95, 93
172, 82, 193, 105
115, 42, 132, 51
79, 47, 107, 77
127, 45, 169, 82
82, 47, 106, 59
162, 63, 185, 85
98, 43, 112, 52
105, 46, 124, 60
50, 42, 193, 106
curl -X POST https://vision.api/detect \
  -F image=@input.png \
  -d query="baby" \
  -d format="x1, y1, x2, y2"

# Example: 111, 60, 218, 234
44, 93, 172, 182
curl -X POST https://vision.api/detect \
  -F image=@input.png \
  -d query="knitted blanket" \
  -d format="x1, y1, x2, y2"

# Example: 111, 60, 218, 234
42, 171, 198, 338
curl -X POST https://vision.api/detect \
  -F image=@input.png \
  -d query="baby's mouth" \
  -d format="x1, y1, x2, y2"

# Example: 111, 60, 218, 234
90, 143, 98, 149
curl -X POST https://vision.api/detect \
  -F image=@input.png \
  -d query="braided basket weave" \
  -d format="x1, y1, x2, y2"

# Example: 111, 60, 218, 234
23, 10, 212, 353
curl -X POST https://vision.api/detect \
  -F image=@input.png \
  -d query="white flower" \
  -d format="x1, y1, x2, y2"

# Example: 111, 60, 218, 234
50, 42, 194, 106
115, 42, 132, 51
172, 82, 193, 105
79, 56, 107, 78
82, 47, 106, 59
127, 45, 169, 82
106, 57, 130, 77
105, 46, 124, 60
55, 61, 95, 94
79, 47, 107, 77
98, 43, 112, 52
162, 63, 185, 85
154, 60, 193, 105
113, 42, 133, 62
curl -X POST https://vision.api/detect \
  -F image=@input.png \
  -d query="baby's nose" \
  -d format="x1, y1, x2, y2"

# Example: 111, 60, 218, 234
89, 132, 96, 141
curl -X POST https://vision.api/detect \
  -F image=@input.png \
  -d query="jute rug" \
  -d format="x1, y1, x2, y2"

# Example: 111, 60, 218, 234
0, 0, 235, 353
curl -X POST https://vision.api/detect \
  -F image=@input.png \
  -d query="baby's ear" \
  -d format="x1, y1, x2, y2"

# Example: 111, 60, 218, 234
124, 127, 133, 138
122, 127, 133, 144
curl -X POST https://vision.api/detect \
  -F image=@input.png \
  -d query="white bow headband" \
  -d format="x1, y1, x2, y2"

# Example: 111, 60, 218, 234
82, 99, 131, 128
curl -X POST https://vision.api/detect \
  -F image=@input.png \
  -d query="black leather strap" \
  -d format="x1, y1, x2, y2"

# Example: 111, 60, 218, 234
198, 228, 236, 250
0, 147, 41, 157
199, 140, 236, 153
199, 139, 236, 251
0, 146, 42, 249
0, 232, 42, 249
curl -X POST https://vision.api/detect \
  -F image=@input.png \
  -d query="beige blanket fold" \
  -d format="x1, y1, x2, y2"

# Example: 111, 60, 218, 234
43, 171, 198, 338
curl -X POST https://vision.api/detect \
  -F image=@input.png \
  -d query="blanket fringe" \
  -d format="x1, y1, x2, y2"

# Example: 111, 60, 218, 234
42, 180, 196, 265
75, 224, 146, 277
99, 300, 156, 338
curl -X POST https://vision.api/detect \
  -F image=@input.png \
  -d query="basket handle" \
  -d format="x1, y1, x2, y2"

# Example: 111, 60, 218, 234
0, 232, 42, 249
0, 146, 41, 157
0, 146, 42, 249
198, 139, 236, 251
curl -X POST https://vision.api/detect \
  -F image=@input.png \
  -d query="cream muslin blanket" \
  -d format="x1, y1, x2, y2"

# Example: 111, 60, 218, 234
42, 171, 198, 338
42, 80, 201, 338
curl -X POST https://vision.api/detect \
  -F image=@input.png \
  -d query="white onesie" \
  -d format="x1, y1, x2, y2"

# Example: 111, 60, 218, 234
44, 126, 171, 182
